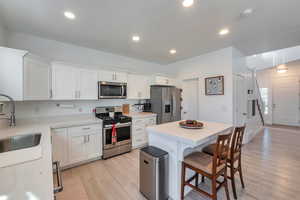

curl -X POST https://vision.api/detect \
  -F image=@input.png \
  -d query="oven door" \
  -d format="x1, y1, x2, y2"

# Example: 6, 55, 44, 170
103, 123, 131, 149
98, 81, 127, 99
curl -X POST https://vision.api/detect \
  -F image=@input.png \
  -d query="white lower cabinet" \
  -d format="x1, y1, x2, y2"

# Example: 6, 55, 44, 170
132, 116, 156, 149
52, 124, 102, 168
52, 128, 69, 167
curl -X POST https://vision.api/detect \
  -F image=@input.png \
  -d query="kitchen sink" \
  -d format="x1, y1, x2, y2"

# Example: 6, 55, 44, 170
0, 133, 41, 153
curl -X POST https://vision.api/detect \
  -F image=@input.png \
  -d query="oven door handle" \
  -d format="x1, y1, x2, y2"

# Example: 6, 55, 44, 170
104, 122, 132, 129
53, 161, 63, 194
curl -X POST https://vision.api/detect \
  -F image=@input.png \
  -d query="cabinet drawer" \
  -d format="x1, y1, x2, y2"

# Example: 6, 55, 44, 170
133, 126, 145, 133
146, 117, 156, 126
68, 124, 101, 134
133, 119, 147, 127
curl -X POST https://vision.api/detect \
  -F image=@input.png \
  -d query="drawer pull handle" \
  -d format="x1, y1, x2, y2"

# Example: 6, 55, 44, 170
144, 160, 149, 164
82, 127, 91, 130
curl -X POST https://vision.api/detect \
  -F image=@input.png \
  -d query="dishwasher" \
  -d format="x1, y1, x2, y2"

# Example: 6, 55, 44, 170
140, 146, 169, 200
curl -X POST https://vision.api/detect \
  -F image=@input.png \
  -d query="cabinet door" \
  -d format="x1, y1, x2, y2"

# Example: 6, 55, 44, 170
52, 128, 69, 167
68, 134, 87, 164
86, 132, 102, 159
127, 74, 140, 99
154, 76, 173, 86
98, 70, 115, 82
115, 72, 127, 82
79, 69, 98, 99
141, 75, 151, 99
52, 64, 77, 100
23, 56, 51, 100
127, 74, 150, 99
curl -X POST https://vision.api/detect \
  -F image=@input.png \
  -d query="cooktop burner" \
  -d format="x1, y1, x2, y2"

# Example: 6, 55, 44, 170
95, 106, 132, 126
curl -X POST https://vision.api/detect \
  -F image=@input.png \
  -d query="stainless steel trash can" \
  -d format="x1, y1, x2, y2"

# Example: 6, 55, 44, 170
140, 146, 169, 200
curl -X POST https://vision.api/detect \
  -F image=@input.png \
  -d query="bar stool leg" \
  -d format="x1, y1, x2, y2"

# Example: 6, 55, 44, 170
201, 175, 205, 183
195, 173, 199, 186
212, 176, 217, 200
230, 162, 237, 199
238, 157, 245, 188
181, 162, 186, 200
224, 168, 231, 200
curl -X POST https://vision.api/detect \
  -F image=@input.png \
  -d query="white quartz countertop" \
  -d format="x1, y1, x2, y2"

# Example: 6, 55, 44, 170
0, 114, 102, 200
147, 121, 232, 146
0, 114, 102, 167
125, 112, 157, 119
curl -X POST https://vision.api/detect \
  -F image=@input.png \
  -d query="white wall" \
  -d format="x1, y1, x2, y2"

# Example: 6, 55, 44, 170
168, 47, 234, 124
7, 32, 174, 76
257, 60, 300, 126
3, 99, 144, 119
232, 48, 263, 143
0, 19, 7, 46
167, 47, 263, 143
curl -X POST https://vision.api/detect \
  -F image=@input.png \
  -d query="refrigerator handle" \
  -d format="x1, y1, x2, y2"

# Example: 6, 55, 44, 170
172, 93, 176, 118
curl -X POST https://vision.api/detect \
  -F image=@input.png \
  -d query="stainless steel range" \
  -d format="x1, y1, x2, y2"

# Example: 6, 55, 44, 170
95, 106, 132, 159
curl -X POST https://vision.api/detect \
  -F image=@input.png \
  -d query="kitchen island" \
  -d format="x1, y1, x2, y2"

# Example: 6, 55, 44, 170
147, 121, 232, 200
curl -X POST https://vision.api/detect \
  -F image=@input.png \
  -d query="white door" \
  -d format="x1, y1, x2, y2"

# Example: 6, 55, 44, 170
234, 75, 248, 126
23, 56, 51, 100
272, 76, 299, 126
79, 69, 98, 99
182, 79, 199, 120
52, 65, 77, 100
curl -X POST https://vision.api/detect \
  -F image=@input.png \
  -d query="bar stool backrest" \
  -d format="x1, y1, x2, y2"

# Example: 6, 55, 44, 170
230, 126, 246, 159
212, 133, 232, 174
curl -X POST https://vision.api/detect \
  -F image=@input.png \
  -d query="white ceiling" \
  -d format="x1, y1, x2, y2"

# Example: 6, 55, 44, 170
1, 0, 300, 64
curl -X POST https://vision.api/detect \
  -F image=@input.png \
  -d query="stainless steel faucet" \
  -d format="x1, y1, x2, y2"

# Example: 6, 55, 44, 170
0, 93, 16, 127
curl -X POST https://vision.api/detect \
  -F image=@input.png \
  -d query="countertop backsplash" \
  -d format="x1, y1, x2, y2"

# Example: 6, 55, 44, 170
1, 99, 142, 119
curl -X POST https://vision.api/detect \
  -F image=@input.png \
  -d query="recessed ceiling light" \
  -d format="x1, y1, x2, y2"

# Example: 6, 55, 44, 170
243, 8, 253, 15
132, 35, 140, 42
219, 28, 230, 36
64, 11, 76, 20
169, 49, 177, 54
182, 0, 194, 8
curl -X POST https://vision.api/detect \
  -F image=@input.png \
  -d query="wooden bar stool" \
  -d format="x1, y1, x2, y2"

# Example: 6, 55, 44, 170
202, 126, 246, 199
181, 133, 232, 200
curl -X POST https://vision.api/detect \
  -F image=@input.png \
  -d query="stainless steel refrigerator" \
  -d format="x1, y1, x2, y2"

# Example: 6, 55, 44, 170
150, 86, 182, 124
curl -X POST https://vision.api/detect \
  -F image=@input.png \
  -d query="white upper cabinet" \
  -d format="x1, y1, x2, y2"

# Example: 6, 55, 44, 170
52, 63, 98, 100
152, 75, 175, 86
98, 70, 127, 83
0, 47, 51, 101
115, 72, 128, 82
23, 56, 51, 100
127, 74, 150, 99
52, 64, 77, 100
78, 69, 98, 100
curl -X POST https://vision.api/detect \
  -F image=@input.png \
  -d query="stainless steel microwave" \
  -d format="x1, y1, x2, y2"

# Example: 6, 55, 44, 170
98, 81, 127, 99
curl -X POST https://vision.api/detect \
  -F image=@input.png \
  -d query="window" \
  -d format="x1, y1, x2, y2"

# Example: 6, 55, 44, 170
259, 88, 268, 115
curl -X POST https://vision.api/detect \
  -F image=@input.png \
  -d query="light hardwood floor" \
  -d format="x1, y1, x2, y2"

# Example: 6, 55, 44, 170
55, 126, 300, 200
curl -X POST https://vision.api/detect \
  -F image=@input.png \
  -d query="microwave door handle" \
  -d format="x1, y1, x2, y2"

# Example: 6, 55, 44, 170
122, 85, 125, 97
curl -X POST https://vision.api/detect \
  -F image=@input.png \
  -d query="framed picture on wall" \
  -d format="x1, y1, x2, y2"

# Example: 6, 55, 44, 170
205, 76, 224, 95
